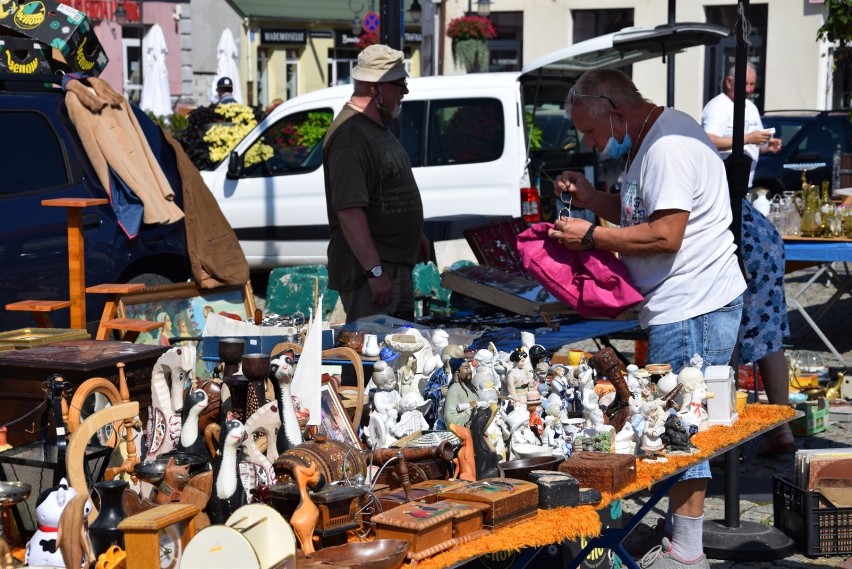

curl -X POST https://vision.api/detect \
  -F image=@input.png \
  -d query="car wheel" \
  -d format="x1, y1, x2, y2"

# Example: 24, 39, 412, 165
127, 273, 174, 287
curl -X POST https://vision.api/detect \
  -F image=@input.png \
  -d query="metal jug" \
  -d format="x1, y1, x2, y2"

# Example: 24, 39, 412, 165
795, 172, 822, 237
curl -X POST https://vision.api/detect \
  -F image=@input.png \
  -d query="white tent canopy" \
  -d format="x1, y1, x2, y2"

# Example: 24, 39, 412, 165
211, 28, 243, 104
139, 23, 172, 117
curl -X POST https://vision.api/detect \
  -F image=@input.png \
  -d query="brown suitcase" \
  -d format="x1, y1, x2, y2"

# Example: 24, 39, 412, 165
439, 478, 538, 529
558, 451, 636, 493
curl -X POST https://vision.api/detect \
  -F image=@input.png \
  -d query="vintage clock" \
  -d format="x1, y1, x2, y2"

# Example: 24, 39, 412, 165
117, 503, 199, 569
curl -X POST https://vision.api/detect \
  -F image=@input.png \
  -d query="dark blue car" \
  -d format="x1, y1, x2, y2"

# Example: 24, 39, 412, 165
0, 74, 190, 333
754, 110, 852, 197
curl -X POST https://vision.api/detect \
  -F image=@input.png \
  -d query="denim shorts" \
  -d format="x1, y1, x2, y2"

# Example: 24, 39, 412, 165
646, 294, 744, 480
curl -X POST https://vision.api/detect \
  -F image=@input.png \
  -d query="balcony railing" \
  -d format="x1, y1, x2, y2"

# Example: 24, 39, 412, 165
65, 0, 142, 23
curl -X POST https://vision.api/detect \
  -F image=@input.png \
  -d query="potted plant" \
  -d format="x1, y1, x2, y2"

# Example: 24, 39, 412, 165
446, 15, 496, 73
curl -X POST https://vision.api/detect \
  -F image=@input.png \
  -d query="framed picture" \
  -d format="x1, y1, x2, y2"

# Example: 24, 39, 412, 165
116, 281, 255, 377
317, 383, 360, 448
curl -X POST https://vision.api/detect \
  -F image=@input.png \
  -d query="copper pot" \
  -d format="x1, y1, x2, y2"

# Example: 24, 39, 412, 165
337, 330, 364, 352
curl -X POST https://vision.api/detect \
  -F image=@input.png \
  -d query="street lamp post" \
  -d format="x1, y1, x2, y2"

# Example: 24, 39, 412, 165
467, 0, 491, 16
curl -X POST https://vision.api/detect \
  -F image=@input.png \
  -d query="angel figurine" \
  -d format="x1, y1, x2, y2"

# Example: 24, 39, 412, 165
640, 401, 668, 463
392, 392, 432, 439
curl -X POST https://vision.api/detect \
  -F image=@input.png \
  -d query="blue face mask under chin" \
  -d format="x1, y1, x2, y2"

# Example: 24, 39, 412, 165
600, 114, 631, 160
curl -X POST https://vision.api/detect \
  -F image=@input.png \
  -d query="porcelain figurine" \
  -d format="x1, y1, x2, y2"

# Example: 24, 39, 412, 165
543, 414, 568, 456
27, 478, 88, 568
368, 361, 402, 448
507, 347, 532, 404
640, 401, 668, 463
626, 364, 641, 398
392, 392, 432, 439
677, 356, 712, 434
443, 358, 478, 429
525, 392, 545, 440
421, 343, 465, 430
270, 350, 303, 452
506, 407, 539, 460
397, 354, 419, 399
662, 413, 698, 454
613, 419, 636, 455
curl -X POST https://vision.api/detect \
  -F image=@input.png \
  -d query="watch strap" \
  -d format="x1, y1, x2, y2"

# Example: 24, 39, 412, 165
581, 224, 596, 250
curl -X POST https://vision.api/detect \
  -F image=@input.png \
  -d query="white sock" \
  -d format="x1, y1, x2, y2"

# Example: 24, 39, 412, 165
669, 513, 704, 561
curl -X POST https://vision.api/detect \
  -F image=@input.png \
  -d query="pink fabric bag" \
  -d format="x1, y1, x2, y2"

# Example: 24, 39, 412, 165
516, 222, 643, 319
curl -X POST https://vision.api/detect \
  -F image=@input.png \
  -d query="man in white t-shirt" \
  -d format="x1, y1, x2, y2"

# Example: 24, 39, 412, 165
549, 69, 747, 569
701, 63, 781, 187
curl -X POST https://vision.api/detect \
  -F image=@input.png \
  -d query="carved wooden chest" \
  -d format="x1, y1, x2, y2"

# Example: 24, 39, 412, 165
371, 503, 456, 558
558, 451, 636, 493
439, 478, 538, 529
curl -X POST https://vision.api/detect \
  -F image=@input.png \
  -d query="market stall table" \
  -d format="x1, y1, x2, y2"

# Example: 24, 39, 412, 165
404, 404, 796, 569
783, 238, 852, 366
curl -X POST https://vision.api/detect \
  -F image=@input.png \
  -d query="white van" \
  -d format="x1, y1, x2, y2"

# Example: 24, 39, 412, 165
200, 23, 728, 269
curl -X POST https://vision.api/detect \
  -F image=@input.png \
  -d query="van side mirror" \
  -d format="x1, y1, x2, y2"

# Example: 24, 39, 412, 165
226, 151, 244, 179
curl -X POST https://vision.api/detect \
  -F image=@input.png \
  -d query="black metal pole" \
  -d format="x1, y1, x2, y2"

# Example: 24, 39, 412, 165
381, 0, 402, 50
667, 0, 675, 108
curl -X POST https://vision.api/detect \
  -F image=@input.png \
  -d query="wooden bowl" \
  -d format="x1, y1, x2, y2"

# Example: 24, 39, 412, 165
306, 538, 409, 569
499, 455, 563, 481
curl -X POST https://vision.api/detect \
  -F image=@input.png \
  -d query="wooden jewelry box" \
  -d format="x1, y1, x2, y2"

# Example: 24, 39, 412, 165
371, 503, 456, 559
378, 485, 439, 512
558, 451, 636, 494
439, 478, 538, 529
436, 499, 490, 539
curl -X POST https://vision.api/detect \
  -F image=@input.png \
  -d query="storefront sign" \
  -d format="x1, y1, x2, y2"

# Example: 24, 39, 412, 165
261, 28, 307, 45
335, 30, 361, 48
404, 31, 422, 44
310, 30, 333, 39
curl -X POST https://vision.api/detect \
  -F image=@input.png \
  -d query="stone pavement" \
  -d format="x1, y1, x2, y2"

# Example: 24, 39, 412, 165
570, 263, 852, 567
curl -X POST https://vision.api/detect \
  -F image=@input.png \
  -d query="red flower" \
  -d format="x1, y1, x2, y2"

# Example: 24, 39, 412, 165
356, 31, 380, 50
446, 15, 497, 41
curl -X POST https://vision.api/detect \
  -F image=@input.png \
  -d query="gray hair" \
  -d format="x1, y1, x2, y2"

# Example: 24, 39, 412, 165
566, 69, 646, 120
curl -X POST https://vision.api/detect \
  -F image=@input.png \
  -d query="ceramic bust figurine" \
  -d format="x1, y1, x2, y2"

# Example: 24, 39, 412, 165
443, 358, 477, 428
506, 347, 532, 404
397, 354, 419, 399
421, 343, 465, 430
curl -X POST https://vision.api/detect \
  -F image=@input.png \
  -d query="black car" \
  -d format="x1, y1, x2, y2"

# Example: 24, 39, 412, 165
0, 73, 191, 332
754, 110, 852, 197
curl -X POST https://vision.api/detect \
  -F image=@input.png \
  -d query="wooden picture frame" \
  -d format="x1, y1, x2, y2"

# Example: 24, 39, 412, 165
116, 282, 255, 376
317, 383, 360, 448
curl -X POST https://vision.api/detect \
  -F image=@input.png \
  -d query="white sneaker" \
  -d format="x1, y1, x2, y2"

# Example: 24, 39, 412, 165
639, 538, 710, 569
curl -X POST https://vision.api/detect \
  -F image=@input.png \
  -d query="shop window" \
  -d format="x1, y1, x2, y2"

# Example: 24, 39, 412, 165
241, 108, 334, 177
0, 111, 68, 195
572, 9, 633, 43
427, 98, 504, 165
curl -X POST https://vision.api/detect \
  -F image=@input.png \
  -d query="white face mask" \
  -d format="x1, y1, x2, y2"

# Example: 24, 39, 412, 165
600, 114, 631, 160
375, 85, 401, 120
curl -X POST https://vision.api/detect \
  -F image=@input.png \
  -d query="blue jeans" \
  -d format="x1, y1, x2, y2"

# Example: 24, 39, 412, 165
646, 294, 744, 480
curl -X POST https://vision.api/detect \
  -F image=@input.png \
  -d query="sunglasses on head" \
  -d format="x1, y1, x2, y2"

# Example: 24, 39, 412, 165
569, 88, 615, 108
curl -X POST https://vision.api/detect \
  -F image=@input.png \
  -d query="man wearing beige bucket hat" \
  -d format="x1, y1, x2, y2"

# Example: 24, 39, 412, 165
323, 44, 430, 324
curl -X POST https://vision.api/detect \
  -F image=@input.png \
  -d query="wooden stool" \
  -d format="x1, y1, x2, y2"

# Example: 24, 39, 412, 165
87, 283, 147, 340
5, 299, 72, 328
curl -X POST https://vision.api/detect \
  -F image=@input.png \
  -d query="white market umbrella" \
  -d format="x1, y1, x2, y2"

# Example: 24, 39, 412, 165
139, 24, 172, 117
211, 28, 242, 104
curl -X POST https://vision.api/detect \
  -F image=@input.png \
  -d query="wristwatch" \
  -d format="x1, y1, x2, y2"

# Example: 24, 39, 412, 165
581, 224, 596, 250
365, 265, 383, 278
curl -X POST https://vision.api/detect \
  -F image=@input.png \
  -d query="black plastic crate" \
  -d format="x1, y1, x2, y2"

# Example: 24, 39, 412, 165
773, 475, 852, 556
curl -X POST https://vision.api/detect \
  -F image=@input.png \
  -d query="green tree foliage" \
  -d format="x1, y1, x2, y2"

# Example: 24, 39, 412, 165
817, 0, 852, 69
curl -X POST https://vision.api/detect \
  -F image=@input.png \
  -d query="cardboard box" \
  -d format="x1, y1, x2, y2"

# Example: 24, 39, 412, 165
791, 397, 830, 437
0, 1, 108, 75
0, 37, 52, 74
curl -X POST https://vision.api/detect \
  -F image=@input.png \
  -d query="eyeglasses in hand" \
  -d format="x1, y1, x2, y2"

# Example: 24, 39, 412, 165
558, 190, 573, 219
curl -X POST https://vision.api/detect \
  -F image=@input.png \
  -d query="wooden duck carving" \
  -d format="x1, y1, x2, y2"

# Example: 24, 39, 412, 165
207, 418, 247, 525
276, 457, 323, 555
178, 387, 211, 463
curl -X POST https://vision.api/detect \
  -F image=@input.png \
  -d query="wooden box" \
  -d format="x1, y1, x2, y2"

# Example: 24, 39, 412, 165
440, 478, 538, 529
371, 503, 456, 557
437, 499, 490, 538
378, 486, 439, 512
409, 478, 471, 498
558, 451, 636, 494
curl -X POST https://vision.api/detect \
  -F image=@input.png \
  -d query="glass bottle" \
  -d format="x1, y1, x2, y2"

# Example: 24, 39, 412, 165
783, 191, 800, 236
